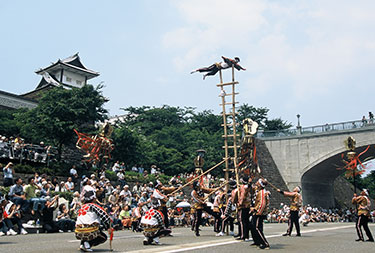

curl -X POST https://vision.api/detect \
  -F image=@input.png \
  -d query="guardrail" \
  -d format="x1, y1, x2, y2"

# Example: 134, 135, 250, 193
255, 119, 375, 139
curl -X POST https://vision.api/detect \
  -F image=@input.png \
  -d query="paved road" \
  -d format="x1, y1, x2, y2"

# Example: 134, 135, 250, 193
1, 223, 374, 253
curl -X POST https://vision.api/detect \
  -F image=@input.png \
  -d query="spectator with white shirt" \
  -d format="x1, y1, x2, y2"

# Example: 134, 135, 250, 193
64, 177, 74, 192
112, 161, 120, 172
2, 200, 28, 235
150, 165, 157, 175
117, 169, 126, 188
3, 162, 14, 187
120, 185, 132, 204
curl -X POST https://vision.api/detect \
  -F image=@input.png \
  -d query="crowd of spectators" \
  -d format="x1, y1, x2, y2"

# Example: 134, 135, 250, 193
2, 160, 375, 238
0, 135, 55, 164
266, 204, 373, 225
1, 161, 82, 236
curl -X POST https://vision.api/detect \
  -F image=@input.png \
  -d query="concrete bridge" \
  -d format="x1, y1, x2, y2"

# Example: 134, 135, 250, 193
257, 120, 375, 208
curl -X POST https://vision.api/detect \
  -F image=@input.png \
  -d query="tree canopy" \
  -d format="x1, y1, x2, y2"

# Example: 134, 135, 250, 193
111, 104, 291, 175
14, 84, 108, 157
0, 89, 291, 175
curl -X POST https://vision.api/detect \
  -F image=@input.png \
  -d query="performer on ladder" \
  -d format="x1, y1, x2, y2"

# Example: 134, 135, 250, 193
352, 189, 374, 242
191, 56, 246, 80
277, 186, 302, 237
75, 185, 112, 252
250, 179, 270, 250
190, 181, 217, 236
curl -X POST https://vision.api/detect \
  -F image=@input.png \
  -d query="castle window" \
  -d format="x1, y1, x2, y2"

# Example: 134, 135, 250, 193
76, 80, 82, 85
66, 76, 72, 82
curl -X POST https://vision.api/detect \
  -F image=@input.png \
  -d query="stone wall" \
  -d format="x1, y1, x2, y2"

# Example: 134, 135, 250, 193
255, 138, 289, 209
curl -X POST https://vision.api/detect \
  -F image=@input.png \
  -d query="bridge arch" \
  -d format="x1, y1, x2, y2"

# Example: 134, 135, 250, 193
301, 142, 375, 208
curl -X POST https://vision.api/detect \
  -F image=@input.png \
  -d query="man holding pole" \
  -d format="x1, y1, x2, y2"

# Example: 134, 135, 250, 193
277, 186, 302, 237
191, 181, 216, 236
152, 180, 176, 228
352, 189, 374, 242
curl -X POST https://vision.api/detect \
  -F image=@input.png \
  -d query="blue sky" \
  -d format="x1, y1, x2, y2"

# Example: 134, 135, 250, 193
1, 0, 375, 127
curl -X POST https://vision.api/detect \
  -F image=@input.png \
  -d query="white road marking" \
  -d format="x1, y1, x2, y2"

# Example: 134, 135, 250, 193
122, 224, 370, 253
68, 232, 181, 242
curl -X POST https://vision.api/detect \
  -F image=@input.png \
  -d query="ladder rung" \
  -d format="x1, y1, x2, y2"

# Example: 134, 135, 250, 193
219, 102, 239, 106
222, 112, 239, 116
216, 81, 239, 87
220, 93, 239, 97
221, 123, 239, 126
223, 145, 239, 149
222, 134, 240, 138
223, 169, 235, 172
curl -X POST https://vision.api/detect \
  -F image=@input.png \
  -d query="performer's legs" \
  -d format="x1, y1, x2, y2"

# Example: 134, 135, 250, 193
291, 211, 300, 235
251, 215, 261, 245
220, 216, 228, 233
360, 215, 374, 241
213, 211, 220, 232
255, 215, 269, 248
161, 206, 169, 228
191, 212, 196, 231
249, 214, 257, 243
203, 70, 220, 80
193, 64, 216, 73
241, 208, 250, 239
238, 209, 243, 239
195, 209, 203, 235
154, 227, 172, 238
285, 211, 297, 235
89, 231, 107, 247
229, 217, 234, 233
356, 215, 364, 241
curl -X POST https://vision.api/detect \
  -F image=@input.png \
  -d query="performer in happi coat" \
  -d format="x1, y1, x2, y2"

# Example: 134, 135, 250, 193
352, 189, 374, 242
277, 186, 302, 237
75, 185, 112, 252
237, 176, 253, 241
217, 180, 237, 236
190, 181, 216, 236
250, 179, 270, 250
140, 201, 171, 245
152, 180, 176, 228
191, 56, 246, 80
212, 189, 224, 233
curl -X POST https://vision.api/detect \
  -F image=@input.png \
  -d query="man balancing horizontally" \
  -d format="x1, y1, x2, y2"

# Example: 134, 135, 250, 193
191, 56, 246, 80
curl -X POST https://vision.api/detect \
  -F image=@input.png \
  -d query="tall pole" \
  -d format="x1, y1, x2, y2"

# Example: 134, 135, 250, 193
217, 66, 240, 235
219, 70, 230, 191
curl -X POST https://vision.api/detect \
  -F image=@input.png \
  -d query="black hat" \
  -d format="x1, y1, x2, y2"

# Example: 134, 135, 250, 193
234, 57, 240, 62
228, 180, 237, 189
241, 176, 249, 184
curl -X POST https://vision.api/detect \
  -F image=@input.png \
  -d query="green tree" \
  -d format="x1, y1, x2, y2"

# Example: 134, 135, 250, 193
237, 103, 269, 127
264, 118, 293, 131
0, 109, 24, 137
15, 85, 108, 158
238, 103, 291, 130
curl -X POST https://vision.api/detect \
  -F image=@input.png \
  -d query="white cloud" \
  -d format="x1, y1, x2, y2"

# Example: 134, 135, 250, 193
163, 0, 375, 125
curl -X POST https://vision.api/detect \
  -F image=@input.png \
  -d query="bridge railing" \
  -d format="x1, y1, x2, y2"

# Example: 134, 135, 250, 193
255, 119, 374, 138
